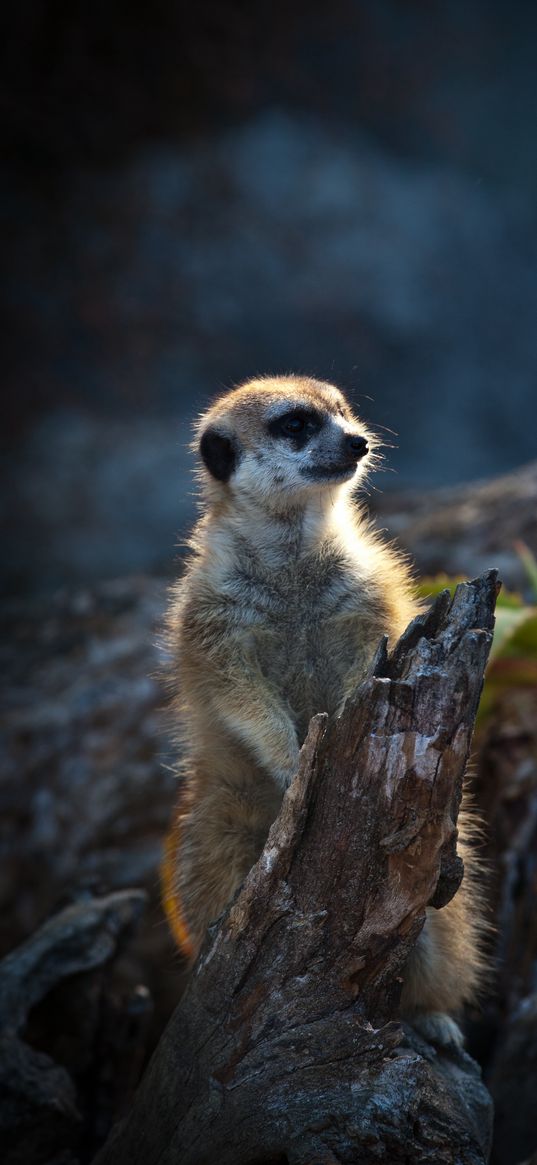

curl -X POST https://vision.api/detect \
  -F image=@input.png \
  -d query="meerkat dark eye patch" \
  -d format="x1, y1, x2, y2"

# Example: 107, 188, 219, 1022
199, 429, 238, 482
267, 408, 323, 450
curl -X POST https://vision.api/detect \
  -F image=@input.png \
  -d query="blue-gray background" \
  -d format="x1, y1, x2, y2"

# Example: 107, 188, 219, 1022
2, 1, 536, 595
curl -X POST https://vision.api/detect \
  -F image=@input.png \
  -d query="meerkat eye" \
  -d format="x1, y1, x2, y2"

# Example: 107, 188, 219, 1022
268, 408, 323, 443
282, 415, 305, 435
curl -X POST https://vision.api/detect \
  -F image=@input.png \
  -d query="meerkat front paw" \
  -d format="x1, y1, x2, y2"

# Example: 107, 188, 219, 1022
410, 1011, 465, 1051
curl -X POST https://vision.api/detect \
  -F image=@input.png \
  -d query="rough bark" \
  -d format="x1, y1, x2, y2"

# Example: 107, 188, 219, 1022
0, 889, 148, 1165
95, 572, 498, 1165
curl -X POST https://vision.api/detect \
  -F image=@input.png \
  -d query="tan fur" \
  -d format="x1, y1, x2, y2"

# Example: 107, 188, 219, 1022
162, 374, 485, 1041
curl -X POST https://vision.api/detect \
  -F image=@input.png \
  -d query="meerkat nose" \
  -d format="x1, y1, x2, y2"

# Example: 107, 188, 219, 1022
344, 434, 369, 461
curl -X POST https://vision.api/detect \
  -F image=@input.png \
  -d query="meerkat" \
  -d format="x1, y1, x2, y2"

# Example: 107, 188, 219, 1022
161, 374, 485, 1046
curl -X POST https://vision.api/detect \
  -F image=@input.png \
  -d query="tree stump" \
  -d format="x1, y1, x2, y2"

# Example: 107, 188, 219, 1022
93, 574, 497, 1164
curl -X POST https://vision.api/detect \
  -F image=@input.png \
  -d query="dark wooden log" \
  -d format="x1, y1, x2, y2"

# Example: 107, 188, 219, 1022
0, 889, 147, 1165
95, 572, 498, 1165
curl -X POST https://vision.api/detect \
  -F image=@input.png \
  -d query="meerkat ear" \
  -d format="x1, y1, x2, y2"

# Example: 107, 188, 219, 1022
199, 428, 238, 482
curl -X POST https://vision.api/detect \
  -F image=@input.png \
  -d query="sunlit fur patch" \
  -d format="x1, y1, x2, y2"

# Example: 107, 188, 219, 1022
161, 818, 195, 959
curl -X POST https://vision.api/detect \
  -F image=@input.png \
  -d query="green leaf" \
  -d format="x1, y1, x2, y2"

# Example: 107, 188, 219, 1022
514, 541, 537, 602
416, 574, 537, 728
489, 607, 537, 660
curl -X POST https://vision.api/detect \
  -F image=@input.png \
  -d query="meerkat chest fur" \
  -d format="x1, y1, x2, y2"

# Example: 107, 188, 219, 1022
179, 492, 401, 749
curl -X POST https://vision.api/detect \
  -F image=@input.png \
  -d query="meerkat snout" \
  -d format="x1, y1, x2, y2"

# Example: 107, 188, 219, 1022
345, 433, 369, 459
295, 418, 369, 483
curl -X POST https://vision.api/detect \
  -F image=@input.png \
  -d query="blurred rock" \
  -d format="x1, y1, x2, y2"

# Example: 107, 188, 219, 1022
0, 576, 183, 1032
0, 890, 149, 1165
472, 682, 537, 1165
372, 460, 537, 592
488, 994, 537, 1165
476, 685, 537, 1012
3, 111, 537, 596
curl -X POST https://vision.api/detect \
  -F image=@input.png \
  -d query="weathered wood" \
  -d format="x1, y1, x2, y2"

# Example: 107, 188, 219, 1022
96, 572, 498, 1165
0, 889, 147, 1165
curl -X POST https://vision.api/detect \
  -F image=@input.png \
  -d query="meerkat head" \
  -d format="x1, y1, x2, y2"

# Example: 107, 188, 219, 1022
195, 375, 375, 510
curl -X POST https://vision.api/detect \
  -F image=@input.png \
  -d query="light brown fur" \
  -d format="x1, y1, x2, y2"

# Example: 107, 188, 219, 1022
162, 374, 485, 1044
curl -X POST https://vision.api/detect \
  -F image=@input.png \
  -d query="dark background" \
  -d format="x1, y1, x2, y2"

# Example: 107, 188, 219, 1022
2, 0, 537, 596
1, 13, 536, 1163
